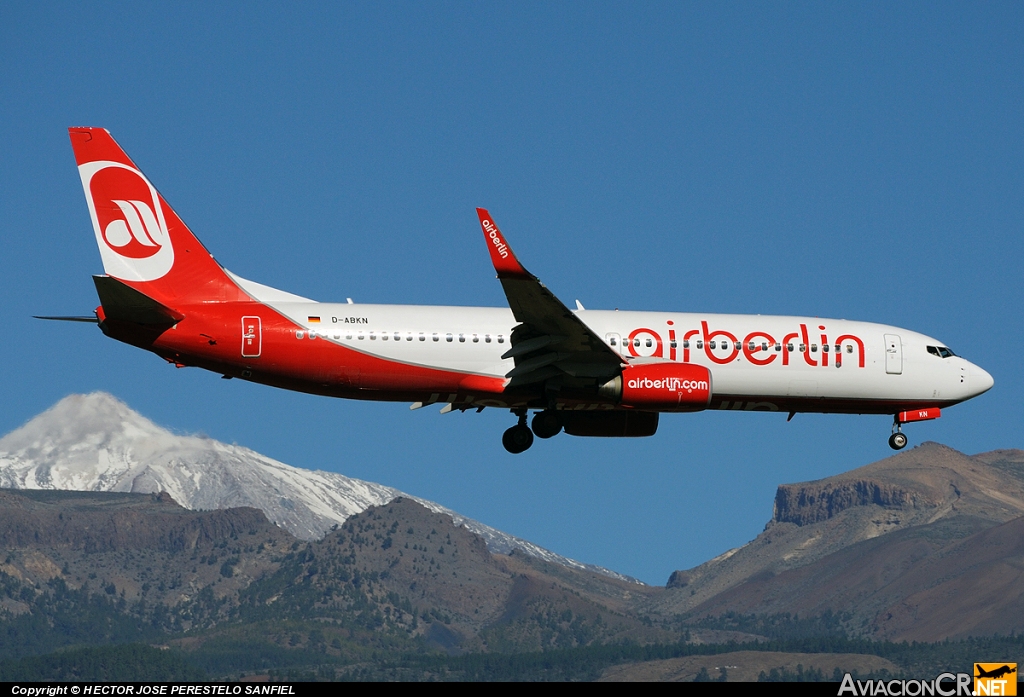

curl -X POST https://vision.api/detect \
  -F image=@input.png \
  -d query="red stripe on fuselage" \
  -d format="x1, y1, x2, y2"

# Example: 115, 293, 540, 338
105, 300, 509, 402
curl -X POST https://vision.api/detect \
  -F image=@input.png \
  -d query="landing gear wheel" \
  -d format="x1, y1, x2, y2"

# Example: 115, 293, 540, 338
531, 411, 562, 439
502, 425, 534, 454
888, 432, 908, 450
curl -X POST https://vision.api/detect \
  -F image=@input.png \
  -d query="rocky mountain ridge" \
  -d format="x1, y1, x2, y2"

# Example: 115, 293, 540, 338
0, 488, 668, 655
0, 393, 633, 582
650, 443, 1024, 640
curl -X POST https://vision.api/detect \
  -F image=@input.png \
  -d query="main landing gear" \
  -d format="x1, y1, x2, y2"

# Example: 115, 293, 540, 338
502, 409, 563, 453
502, 410, 534, 454
888, 417, 908, 451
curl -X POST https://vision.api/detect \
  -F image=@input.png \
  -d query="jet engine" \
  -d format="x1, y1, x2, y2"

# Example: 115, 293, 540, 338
598, 362, 712, 412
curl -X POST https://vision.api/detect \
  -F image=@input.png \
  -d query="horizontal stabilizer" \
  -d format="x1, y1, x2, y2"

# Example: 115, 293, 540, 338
93, 275, 184, 326
33, 315, 98, 323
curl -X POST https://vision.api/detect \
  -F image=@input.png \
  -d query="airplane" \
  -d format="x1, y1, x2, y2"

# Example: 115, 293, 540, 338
47, 127, 994, 454
975, 665, 1016, 680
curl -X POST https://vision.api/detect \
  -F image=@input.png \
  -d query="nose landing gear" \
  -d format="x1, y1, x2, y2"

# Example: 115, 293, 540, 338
887, 408, 941, 450
502, 410, 534, 454
888, 431, 908, 450
888, 416, 908, 450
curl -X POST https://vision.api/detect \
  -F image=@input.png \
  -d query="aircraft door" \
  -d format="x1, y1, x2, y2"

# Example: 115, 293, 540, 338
242, 316, 262, 358
884, 334, 902, 375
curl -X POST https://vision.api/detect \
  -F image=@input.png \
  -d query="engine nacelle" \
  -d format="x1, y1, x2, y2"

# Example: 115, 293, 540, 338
599, 363, 712, 412
561, 410, 659, 437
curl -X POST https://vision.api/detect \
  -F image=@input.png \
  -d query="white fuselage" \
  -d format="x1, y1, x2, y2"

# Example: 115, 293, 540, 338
267, 301, 990, 413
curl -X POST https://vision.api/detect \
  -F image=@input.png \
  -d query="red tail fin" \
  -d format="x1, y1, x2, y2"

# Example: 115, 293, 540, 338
69, 128, 248, 307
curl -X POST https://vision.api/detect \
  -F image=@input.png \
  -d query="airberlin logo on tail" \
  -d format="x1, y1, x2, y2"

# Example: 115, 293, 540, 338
78, 161, 174, 282
481, 219, 509, 259
103, 199, 164, 258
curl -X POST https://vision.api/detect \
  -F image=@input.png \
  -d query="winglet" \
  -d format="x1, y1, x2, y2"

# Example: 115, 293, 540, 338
476, 208, 531, 279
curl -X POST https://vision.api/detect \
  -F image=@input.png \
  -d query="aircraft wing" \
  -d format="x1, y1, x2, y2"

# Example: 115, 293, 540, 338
476, 209, 624, 388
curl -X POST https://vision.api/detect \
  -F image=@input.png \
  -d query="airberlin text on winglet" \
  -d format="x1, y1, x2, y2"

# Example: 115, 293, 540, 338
481, 218, 509, 259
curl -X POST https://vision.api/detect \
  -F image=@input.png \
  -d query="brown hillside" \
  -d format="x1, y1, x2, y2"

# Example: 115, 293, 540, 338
645, 443, 1024, 620
0, 489, 281, 554
0, 488, 294, 620
681, 512, 1024, 641
263, 497, 675, 652
598, 650, 901, 682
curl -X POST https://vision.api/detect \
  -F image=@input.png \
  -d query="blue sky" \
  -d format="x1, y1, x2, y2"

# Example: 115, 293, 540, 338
1, 2, 1021, 584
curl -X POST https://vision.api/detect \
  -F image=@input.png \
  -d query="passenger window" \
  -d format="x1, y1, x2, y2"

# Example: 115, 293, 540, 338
446, 333, 453, 342
459, 334, 466, 343
357, 333, 365, 340
811, 344, 817, 352
370, 332, 376, 340
799, 344, 806, 352
418, 333, 425, 341
787, 343, 793, 351
822, 344, 828, 352
432, 333, 439, 342
609, 337, 617, 346
670, 340, 677, 349
696, 340, 703, 349
645, 338, 652, 348
834, 344, 840, 353
334, 333, 341, 340
472, 334, 479, 343
498, 335, 505, 343
633, 338, 640, 347
485, 335, 492, 343
683, 340, 689, 349
761, 342, 768, 351
734, 341, 741, 350
394, 332, 401, 341
296, 331, 304, 339
406, 334, 413, 341
709, 341, 716, 349
346, 333, 353, 340
747, 342, 756, 351
381, 333, 388, 341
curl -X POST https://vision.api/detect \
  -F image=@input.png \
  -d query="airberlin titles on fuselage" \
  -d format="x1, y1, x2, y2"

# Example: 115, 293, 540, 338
625, 320, 864, 368
307, 316, 864, 370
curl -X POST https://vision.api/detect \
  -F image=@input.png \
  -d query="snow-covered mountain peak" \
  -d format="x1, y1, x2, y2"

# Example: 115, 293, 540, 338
0, 393, 639, 584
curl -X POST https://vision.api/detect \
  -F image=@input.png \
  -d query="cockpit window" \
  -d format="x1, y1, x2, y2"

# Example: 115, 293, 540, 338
927, 346, 956, 359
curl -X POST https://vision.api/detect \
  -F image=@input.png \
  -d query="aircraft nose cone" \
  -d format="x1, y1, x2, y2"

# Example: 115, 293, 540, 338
970, 363, 994, 396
